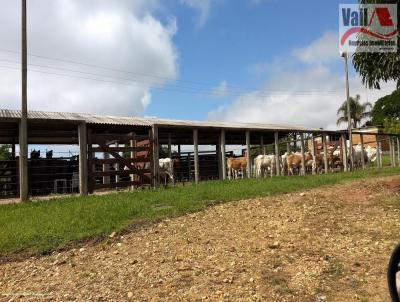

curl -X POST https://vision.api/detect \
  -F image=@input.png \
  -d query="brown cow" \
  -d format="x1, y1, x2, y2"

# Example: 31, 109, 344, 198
287, 152, 313, 175
227, 157, 247, 180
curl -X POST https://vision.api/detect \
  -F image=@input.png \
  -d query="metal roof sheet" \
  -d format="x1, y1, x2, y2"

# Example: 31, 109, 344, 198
0, 109, 323, 132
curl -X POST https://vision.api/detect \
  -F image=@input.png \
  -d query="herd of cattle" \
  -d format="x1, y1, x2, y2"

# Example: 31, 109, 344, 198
156, 142, 379, 183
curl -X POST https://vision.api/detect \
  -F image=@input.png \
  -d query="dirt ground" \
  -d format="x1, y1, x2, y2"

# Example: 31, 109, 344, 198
1, 176, 400, 302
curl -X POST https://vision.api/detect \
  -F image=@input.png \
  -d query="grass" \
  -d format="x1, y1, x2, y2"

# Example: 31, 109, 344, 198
1, 167, 400, 259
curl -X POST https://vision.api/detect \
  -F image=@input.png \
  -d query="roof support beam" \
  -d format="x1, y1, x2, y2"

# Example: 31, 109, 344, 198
193, 128, 199, 184
78, 123, 88, 196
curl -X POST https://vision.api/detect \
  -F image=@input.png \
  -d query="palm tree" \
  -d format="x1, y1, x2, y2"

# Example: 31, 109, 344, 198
336, 94, 372, 129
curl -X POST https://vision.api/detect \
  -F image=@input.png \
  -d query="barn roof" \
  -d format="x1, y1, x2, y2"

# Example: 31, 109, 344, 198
0, 109, 323, 132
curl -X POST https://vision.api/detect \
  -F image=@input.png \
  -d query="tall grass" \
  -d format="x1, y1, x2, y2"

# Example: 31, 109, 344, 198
0, 167, 399, 258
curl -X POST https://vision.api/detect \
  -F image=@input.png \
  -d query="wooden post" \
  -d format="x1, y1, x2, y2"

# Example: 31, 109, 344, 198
260, 135, 265, 155
245, 130, 251, 178
115, 142, 120, 184
178, 145, 181, 157
78, 123, 88, 196
322, 133, 328, 174
300, 132, 306, 175
397, 137, 400, 166
341, 133, 348, 172
103, 152, 110, 184
274, 131, 280, 176
360, 134, 365, 170
389, 136, 394, 167
193, 129, 199, 184
152, 126, 160, 187
11, 143, 16, 159
220, 129, 226, 180
311, 134, 316, 175
167, 133, 172, 158
286, 139, 291, 154
377, 140, 383, 168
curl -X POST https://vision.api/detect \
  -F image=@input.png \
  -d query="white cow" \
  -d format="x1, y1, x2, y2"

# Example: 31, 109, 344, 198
159, 158, 174, 184
365, 145, 377, 163
254, 155, 276, 178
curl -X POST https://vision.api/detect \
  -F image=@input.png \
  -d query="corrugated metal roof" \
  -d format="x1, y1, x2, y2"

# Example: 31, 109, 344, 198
0, 109, 322, 132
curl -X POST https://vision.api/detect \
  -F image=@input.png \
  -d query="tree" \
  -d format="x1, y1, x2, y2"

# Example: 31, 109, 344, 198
371, 89, 400, 125
0, 145, 11, 161
352, 0, 400, 89
336, 95, 372, 128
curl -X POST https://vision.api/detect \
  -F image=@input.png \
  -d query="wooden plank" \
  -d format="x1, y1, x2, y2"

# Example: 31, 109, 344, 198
92, 146, 149, 153
341, 133, 348, 172
94, 180, 142, 190
93, 157, 151, 165
92, 169, 151, 177
87, 128, 94, 194
92, 134, 149, 142
377, 141, 383, 168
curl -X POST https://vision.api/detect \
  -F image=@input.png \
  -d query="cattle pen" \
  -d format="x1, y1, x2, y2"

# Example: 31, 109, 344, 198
0, 109, 399, 200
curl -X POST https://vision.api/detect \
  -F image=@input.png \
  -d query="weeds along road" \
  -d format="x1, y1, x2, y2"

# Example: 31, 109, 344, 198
1, 176, 400, 301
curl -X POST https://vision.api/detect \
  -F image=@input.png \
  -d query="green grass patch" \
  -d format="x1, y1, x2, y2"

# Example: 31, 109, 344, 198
1, 167, 399, 258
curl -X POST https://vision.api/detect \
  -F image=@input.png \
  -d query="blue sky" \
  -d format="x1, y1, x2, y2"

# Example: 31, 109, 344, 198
148, 0, 361, 120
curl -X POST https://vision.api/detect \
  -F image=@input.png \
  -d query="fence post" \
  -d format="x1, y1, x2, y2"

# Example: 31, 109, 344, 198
300, 132, 306, 175
78, 122, 88, 196
360, 134, 365, 170
389, 136, 394, 167
311, 134, 316, 175
341, 133, 348, 172
246, 130, 251, 178
377, 140, 383, 168
220, 129, 226, 180
322, 133, 328, 174
152, 125, 160, 187
397, 137, 400, 166
193, 129, 199, 184
274, 131, 280, 176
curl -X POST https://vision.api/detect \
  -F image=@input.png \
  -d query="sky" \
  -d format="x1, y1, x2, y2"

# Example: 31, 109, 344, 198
0, 0, 397, 131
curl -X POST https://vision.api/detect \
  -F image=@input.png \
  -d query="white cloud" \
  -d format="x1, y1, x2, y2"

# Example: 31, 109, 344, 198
208, 31, 396, 130
293, 31, 339, 65
212, 80, 229, 97
0, 0, 178, 116
180, 0, 212, 28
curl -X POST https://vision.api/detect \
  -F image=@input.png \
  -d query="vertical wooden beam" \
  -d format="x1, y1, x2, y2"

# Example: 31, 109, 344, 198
377, 140, 383, 168
193, 129, 199, 184
311, 134, 316, 175
11, 143, 16, 159
216, 142, 222, 180
78, 123, 88, 196
341, 133, 348, 172
114, 142, 120, 184
103, 152, 110, 184
260, 135, 265, 155
167, 133, 172, 158
360, 134, 365, 170
397, 137, 400, 166
152, 126, 160, 187
274, 131, 280, 176
245, 130, 251, 178
220, 129, 226, 180
286, 137, 291, 154
299, 132, 306, 175
389, 136, 394, 167
322, 133, 328, 174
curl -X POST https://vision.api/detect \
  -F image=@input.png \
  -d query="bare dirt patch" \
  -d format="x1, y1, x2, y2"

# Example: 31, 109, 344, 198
1, 176, 400, 301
